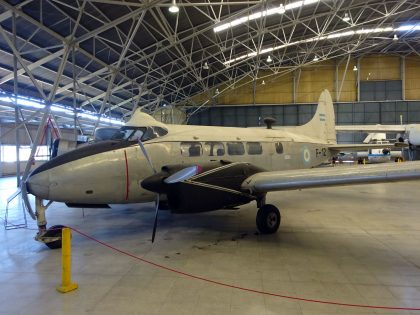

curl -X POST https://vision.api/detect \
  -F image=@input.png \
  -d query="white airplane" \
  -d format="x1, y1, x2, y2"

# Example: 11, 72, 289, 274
20, 90, 420, 248
336, 133, 402, 164
336, 124, 420, 146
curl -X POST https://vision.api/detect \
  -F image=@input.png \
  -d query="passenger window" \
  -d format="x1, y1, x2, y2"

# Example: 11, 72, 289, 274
247, 142, 263, 155
227, 142, 245, 155
180, 142, 202, 157
275, 142, 283, 154
204, 142, 225, 156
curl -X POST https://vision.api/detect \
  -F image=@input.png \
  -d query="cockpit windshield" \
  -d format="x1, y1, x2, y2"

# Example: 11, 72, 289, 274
112, 126, 168, 142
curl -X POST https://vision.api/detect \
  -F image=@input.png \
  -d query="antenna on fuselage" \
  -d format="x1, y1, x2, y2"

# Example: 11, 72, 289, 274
263, 117, 276, 129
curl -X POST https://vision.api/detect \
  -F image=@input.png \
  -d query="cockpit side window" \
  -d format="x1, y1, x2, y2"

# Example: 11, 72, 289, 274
113, 126, 168, 142
112, 127, 146, 141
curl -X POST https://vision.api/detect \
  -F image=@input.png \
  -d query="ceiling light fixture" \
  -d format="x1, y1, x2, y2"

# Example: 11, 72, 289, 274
203, 62, 209, 70
278, 4, 286, 14
223, 24, 418, 66
343, 13, 350, 22
393, 34, 398, 41
353, 65, 358, 71
215, 88, 219, 95
262, 80, 266, 85
266, 55, 272, 62
213, 0, 320, 33
169, 0, 179, 13
313, 56, 319, 61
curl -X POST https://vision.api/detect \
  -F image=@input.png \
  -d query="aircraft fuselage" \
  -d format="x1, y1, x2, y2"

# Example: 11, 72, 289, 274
27, 124, 333, 205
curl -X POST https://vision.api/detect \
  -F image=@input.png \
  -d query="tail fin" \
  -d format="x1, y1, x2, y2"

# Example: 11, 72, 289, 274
299, 89, 336, 144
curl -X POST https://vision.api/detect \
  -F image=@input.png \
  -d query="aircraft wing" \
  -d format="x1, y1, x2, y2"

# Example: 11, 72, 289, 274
336, 125, 406, 133
242, 161, 420, 193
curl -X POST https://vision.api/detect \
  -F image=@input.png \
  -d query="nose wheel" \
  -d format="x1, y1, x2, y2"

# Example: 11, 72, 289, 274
256, 204, 281, 234
42, 225, 65, 249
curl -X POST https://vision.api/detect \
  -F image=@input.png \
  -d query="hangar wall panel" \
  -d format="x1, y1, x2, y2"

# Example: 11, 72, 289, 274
360, 55, 400, 81
337, 62, 357, 102
360, 80, 402, 101
255, 72, 293, 104
297, 63, 335, 103
405, 57, 420, 100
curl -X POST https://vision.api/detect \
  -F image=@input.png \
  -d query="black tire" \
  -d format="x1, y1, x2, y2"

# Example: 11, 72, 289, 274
256, 204, 281, 234
43, 225, 65, 249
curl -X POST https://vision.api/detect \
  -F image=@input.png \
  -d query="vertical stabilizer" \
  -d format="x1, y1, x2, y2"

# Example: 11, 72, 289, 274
300, 89, 336, 144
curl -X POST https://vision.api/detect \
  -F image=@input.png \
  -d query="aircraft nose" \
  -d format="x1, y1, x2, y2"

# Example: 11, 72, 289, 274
26, 171, 50, 199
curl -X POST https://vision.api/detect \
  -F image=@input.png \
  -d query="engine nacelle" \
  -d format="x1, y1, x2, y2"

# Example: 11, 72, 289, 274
407, 125, 420, 146
141, 161, 263, 213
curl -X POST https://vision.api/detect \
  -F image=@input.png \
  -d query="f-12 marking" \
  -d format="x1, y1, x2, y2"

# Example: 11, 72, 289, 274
315, 148, 327, 157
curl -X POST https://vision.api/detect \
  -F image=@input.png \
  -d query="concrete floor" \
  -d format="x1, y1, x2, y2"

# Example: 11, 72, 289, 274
1, 175, 420, 315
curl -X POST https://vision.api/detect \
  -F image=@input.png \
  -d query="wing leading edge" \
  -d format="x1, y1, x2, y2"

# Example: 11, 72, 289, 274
242, 161, 420, 193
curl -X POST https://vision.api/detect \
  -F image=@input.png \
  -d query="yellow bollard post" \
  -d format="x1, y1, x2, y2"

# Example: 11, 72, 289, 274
56, 227, 78, 293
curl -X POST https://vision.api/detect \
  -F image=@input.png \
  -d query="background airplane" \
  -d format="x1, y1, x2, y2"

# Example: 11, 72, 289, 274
336, 124, 420, 146
335, 133, 402, 164
18, 90, 420, 248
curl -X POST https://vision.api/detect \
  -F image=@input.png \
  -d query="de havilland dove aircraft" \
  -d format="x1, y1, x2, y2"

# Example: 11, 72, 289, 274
21, 90, 420, 249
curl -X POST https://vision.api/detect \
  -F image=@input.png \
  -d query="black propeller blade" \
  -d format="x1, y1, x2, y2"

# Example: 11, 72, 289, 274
137, 139, 160, 242
137, 140, 204, 242
138, 139, 157, 173
151, 194, 159, 242
21, 181, 36, 220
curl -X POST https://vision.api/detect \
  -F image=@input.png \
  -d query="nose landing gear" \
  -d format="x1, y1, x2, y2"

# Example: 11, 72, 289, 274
33, 197, 62, 249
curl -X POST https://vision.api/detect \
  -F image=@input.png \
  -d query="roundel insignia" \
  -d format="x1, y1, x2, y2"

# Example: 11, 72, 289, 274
302, 147, 311, 163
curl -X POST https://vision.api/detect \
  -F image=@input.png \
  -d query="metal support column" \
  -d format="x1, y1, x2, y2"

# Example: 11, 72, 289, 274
356, 58, 361, 102
12, 12, 20, 187
335, 60, 339, 102
72, 45, 78, 141
401, 56, 405, 101
337, 55, 351, 102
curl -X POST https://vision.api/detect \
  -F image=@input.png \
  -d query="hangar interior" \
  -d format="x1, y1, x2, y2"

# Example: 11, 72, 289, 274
1, 0, 420, 314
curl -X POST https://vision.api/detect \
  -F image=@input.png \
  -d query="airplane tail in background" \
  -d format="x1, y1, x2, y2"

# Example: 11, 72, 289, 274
299, 89, 336, 144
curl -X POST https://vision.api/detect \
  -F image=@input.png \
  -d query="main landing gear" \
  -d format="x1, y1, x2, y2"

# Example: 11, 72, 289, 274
256, 204, 281, 234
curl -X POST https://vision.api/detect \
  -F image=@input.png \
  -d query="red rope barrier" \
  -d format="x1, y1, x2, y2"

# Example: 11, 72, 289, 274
68, 226, 420, 311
